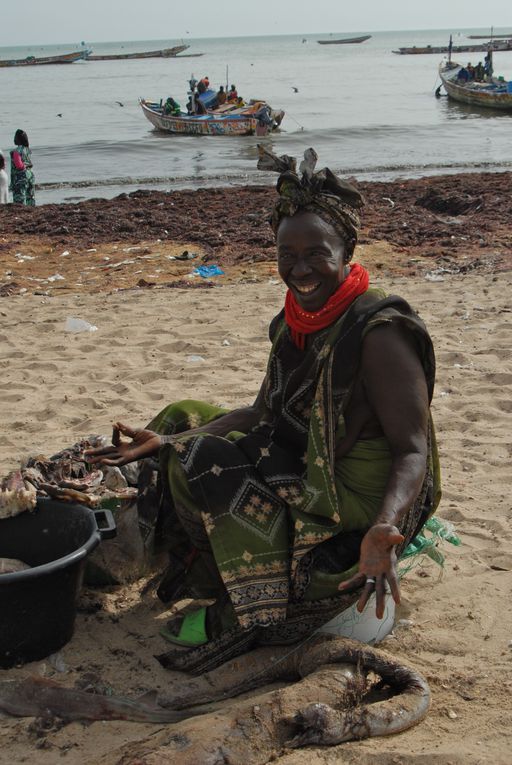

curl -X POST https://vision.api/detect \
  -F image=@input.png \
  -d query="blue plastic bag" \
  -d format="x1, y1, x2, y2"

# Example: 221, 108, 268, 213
192, 265, 224, 278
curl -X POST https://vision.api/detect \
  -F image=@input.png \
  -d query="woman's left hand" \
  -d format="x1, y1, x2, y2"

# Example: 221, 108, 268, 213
338, 523, 404, 618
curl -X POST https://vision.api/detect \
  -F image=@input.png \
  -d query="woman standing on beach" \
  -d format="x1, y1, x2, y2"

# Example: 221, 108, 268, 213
10, 130, 35, 206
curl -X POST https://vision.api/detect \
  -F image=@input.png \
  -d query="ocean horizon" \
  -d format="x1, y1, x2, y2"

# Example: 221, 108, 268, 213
2, 26, 511, 204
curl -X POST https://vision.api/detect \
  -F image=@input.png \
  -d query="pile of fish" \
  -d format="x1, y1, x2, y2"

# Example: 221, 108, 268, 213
0, 437, 137, 519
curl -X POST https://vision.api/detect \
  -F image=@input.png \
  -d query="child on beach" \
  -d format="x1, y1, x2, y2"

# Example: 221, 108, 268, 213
0, 152, 8, 204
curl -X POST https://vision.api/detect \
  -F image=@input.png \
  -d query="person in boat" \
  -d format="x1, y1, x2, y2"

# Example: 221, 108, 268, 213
457, 66, 470, 83
197, 76, 210, 95
216, 85, 227, 105
163, 97, 181, 116
466, 63, 475, 81
227, 84, 238, 102
10, 129, 35, 206
484, 51, 493, 79
85, 146, 440, 669
194, 96, 207, 115
474, 61, 484, 82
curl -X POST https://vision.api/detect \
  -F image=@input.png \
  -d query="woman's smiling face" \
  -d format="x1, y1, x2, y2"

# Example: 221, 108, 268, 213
276, 211, 349, 312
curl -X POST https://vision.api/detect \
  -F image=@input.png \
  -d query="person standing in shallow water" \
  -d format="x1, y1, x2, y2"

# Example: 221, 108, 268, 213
86, 146, 440, 672
10, 129, 35, 206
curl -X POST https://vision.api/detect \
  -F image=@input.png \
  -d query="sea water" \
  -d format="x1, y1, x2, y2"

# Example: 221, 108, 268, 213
1, 27, 511, 203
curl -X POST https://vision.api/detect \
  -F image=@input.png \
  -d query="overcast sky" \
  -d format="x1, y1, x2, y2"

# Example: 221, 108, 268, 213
1, 0, 511, 46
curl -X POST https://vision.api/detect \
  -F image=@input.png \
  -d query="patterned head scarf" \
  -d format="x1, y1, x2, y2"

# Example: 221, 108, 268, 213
257, 145, 364, 259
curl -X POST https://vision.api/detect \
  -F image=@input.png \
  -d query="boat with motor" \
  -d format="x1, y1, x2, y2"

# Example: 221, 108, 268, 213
139, 82, 284, 136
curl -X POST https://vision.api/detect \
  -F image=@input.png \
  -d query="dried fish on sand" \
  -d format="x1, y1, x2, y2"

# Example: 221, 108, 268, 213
0, 676, 193, 724
0, 438, 137, 517
0, 470, 37, 519
0, 636, 430, 763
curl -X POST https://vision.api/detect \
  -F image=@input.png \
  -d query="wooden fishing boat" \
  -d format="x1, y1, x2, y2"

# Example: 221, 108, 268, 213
139, 96, 284, 136
0, 49, 90, 67
317, 35, 371, 45
467, 33, 512, 39
394, 39, 512, 55
86, 44, 189, 61
439, 61, 512, 110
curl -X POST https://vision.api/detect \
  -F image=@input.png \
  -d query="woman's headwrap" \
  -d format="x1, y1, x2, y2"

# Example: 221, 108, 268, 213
257, 145, 364, 258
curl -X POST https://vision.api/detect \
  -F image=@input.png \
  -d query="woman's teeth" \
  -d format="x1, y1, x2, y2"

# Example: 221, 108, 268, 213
295, 283, 320, 294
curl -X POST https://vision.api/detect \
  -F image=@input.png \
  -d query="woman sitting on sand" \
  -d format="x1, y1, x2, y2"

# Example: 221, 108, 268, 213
10, 129, 35, 206
87, 147, 440, 671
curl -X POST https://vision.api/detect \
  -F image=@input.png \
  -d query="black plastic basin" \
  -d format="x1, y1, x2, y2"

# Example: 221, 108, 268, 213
0, 498, 116, 668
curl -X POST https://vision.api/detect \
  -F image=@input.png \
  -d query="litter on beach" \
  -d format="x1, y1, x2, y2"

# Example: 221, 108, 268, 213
64, 317, 98, 333
192, 265, 224, 278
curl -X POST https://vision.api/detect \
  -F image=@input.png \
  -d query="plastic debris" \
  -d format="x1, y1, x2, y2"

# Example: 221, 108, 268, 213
105, 259, 135, 269
425, 272, 445, 282
47, 273, 65, 282
60, 250, 70, 257
186, 355, 205, 363
395, 619, 414, 630
48, 651, 68, 673
192, 265, 224, 278
64, 317, 98, 333
400, 516, 461, 571
175, 250, 197, 261
222, 339, 231, 346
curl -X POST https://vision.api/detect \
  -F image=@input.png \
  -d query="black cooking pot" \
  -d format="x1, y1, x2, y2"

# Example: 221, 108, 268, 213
0, 498, 116, 668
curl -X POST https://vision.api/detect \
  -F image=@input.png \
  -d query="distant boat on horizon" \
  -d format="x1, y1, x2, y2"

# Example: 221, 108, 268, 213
86, 44, 190, 61
0, 49, 90, 67
467, 32, 512, 39
317, 35, 371, 45
394, 39, 512, 55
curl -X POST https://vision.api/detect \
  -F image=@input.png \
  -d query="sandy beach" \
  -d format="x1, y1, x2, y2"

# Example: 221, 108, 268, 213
0, 176, 511, 764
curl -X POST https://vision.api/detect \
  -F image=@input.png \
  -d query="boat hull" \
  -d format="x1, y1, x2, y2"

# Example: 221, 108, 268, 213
318, 35, 371, 45
0, 50, 90, 67
439, 64, 512, 110
87, 45, 188, 61
140, 100, 264, 136
395, 40, 512, 54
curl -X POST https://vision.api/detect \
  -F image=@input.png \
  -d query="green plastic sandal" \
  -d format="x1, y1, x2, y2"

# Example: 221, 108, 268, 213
159, 606, 209, 647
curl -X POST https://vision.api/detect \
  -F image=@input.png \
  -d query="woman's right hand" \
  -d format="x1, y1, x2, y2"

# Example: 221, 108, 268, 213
84, 422, 162, 466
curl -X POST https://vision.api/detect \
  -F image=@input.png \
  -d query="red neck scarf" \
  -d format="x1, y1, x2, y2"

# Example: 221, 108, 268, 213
284, 262, 369, 350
